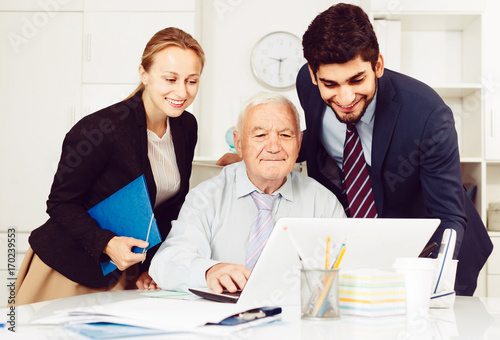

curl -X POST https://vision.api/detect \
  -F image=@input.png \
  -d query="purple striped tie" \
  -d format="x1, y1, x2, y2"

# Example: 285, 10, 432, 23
342, 123, 378, 218
246, 191, 278, 270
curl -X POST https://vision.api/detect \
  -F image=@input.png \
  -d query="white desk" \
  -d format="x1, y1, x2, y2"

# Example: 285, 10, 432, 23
3, 290, 500, 339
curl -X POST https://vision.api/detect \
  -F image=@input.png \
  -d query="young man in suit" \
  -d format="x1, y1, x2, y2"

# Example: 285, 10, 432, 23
297, 3, 492, 296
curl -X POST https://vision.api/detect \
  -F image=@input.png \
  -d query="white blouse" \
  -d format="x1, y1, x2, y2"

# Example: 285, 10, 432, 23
147, 118, 181, 208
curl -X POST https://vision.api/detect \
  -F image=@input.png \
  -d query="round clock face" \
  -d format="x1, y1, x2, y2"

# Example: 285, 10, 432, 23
251, 31, 305, 90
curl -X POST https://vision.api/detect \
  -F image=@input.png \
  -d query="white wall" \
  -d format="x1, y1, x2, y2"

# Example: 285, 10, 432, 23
1, 0, 496, 223
195, 0, 359, 158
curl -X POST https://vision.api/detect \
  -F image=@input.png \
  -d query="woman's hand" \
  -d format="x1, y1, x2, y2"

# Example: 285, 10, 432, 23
103, 236, 148, 271
136, 271, 160, 290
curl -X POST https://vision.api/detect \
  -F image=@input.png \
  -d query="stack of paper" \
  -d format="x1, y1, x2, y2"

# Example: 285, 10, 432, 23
339, 269, 406, 317
32, 297, 279, 339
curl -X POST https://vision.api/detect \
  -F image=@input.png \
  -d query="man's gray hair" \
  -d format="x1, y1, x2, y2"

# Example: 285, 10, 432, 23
236, 92, 301, 134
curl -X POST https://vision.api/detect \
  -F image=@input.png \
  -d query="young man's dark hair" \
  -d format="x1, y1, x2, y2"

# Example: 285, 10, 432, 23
302, 3, 379, 74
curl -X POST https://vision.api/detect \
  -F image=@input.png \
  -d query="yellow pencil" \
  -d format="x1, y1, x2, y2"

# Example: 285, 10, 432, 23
333, 242, 346, 269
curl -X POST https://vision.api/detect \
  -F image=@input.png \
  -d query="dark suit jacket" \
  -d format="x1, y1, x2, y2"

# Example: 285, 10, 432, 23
297, 64, 492, 295
29, 90, 197, 288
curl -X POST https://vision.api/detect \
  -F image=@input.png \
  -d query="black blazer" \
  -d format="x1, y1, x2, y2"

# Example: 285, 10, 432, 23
297, 64, 493, 295
29, 91, 197, 288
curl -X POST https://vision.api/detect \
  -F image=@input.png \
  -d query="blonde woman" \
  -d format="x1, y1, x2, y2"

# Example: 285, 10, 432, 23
14, 27, 205, 305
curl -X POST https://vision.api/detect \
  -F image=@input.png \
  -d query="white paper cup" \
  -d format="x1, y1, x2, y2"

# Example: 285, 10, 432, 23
393, 258, 436, 316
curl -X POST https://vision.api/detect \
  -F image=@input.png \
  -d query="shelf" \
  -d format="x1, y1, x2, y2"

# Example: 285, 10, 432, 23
373, 13, 481, 30
374, 9, 482, 85
193, 156, 220, 162
433, 84, 482, 98
369, 0, 485, 17
83, 0, 196, 12
461, 158, 484, 163
486, 164, 500, 208
0, 0, 83, 11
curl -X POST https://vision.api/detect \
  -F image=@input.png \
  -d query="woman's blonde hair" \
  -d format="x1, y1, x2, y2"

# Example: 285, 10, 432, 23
126, 27, 205, 99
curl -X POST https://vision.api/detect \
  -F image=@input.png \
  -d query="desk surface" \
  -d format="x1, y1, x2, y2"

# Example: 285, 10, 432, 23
3, 290, 500, 339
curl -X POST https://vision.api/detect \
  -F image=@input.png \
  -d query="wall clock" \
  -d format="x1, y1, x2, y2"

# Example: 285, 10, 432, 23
251, 31, 305, 90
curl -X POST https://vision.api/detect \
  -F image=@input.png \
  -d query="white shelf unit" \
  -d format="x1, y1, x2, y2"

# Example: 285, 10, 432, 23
481, 0, 500, 298
486, 162, 500, 226
372, 10, 485, 212
369, 2, 491, 296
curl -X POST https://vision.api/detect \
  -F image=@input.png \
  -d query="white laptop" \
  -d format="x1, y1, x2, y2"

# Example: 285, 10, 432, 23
189, 217, 440, 306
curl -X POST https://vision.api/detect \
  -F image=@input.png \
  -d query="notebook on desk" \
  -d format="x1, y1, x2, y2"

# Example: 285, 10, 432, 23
189, 217, 440, 306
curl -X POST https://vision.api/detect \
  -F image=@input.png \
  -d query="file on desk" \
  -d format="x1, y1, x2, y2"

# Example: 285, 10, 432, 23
87, 175, 161, 275
32, 298, 281, 338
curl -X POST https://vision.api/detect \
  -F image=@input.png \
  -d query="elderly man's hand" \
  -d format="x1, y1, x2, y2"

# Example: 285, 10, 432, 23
136, 271, 160, 290
205, 263, 251, 293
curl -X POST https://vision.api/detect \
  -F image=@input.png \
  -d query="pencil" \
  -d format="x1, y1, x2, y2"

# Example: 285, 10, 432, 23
284, 226, 313, 296
312, 242, 346, 317
333, 242, 346, 270
283, 226, 306, 262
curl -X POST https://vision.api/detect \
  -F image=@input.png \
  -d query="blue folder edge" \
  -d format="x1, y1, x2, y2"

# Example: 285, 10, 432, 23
65, 322, 166, 339
87, 175, 162, 275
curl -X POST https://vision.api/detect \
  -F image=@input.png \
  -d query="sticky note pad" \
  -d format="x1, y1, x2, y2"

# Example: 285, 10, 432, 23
339, 269, 406, 317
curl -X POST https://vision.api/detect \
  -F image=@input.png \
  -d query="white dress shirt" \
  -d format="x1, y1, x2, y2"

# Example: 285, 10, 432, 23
150, 162, 346, 292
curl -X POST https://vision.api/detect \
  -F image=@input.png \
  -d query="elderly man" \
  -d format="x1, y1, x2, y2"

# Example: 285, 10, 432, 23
150, 92, 345, 293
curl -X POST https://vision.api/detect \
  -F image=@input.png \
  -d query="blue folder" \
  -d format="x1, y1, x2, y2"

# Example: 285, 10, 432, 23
88, 175, 162, 275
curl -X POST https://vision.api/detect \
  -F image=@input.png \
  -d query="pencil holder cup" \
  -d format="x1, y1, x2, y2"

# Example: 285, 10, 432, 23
300, 268, 340, 320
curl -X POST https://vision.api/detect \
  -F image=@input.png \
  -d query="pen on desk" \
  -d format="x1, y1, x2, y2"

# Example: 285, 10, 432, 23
142, 213, 154, 263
